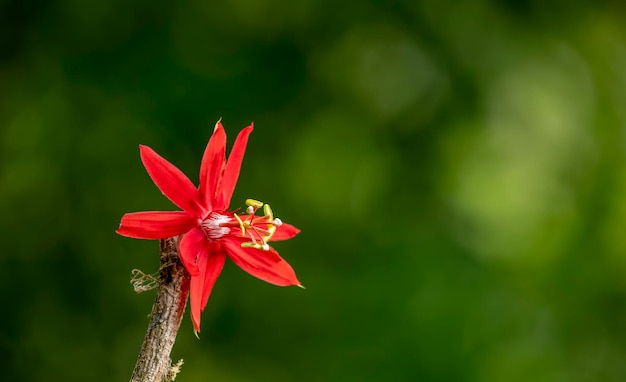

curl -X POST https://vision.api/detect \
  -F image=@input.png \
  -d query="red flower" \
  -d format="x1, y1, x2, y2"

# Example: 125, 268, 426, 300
116, 121, 301, 334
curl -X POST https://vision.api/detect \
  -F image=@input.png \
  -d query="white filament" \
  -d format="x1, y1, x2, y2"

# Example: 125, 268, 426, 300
201, 213, 230, 239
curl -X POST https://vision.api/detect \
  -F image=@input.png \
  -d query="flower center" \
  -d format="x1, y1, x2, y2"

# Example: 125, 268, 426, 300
199, 199, 283, 251
200, 212, 231, 239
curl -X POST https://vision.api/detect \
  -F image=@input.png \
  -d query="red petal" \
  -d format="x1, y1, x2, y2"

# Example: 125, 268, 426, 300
199, 121, 227, 210
116, 211, 196, 239
189, 249, 226, 333
140, 145, 205, 217
223, 237, 300, 287
189, 261, 206, 333
201, 250, 226, 311
215, 124, 253, 210
179, 227, 206, 276
271, 223, 301, 242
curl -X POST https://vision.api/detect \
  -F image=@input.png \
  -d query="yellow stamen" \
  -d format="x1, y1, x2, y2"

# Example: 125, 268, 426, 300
239, 199, 282, 251
246, 199, 264, 209
241, 241, 269, 251
233, 213, 245, 237
263, 203, 274, 221
264, 225, 277, 242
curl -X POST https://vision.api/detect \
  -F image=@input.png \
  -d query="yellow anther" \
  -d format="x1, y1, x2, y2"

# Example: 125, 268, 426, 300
263, 204, 274, 221
245, 199, 264, 209
233, 213, 245, 237
264, 225, 277, 242
241, 241, 270, 251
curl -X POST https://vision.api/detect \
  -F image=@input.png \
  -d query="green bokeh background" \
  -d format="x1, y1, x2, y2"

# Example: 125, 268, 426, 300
3, 0, 626, 381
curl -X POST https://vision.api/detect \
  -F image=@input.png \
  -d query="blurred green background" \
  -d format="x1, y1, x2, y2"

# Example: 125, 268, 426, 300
3, 0, 626, 381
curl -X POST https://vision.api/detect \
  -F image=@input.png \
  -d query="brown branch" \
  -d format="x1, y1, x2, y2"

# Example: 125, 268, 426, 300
130, 237, 190, 382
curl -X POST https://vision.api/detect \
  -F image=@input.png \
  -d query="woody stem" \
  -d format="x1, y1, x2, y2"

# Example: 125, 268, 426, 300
130, 237, 190, 382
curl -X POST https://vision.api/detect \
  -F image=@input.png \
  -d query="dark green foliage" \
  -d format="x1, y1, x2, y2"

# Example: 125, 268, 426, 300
2, 0, 626, 380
